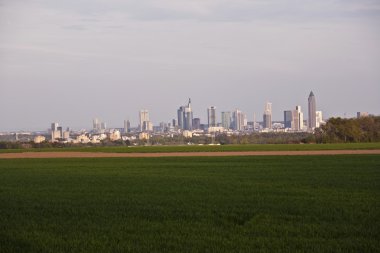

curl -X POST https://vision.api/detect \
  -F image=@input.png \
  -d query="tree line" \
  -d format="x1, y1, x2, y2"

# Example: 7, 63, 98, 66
315, 116, 380, 143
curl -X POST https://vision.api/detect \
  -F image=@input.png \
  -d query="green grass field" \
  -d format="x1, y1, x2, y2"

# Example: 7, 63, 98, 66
1, 142, 380, 153
0, 155, 379, 252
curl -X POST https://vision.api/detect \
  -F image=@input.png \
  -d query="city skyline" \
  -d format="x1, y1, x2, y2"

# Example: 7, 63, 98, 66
89, 92, 317, 132
1, 0, 379, 131
0, 91, 377, 132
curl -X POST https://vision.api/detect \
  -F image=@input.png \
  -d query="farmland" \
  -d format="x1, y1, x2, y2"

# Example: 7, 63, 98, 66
1, 142, 380, 153
0, 155, 379, 252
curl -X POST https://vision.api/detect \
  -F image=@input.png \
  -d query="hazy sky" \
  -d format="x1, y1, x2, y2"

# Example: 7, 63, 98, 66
1, 0, 379, 131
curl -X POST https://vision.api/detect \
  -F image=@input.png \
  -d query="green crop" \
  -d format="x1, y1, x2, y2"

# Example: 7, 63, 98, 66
0, 155, 379, 252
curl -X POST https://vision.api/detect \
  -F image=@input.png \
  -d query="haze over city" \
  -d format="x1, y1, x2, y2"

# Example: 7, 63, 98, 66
0, 0, 379, 131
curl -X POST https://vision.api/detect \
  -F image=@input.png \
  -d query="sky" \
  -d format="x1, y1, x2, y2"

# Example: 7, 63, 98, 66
0, 0, 379, 131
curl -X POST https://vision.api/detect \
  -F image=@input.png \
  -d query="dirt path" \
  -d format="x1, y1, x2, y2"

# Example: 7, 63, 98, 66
0, 150, 380, 159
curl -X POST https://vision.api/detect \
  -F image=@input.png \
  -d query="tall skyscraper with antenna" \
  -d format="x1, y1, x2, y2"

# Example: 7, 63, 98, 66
308, 91, 316, 130
177, 98, 193, 130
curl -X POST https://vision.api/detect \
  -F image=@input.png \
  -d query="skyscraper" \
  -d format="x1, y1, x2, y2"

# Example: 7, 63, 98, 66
232, 109, 245, 131
253, 112, 258, 131
51, 122, 59, 132
193, 118, 201, 130
297, 106, 304, 130
177, 106, 185, 129
284, 111, 292, 129
308, 91, 316, 130
316, 111, 323, 128
93, 118, 105, 132
57, 126, 63, 138
185, 99, 193, 130
263, 102, 272, 129
221, 112, 231, 129
51, 122, 61, 141
93, 118, 98, 131
124, 120, 130, 134
139, 110, 149, 131
292, 105, 304, 131
142, 121, 153, 131
177, 98, 193, 130
207, 106, 216, 127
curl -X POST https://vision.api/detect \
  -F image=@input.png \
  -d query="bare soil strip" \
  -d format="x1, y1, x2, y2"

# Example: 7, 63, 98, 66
0, 150, 380, 159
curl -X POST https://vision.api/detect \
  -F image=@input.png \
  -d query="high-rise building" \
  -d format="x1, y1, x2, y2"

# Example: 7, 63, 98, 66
243, 114, 247, 128
177, 106, 185, 129
316, 111, 323, 128
308, 91, 316, 130
263, 102, 272, 129
93, 118, 105, 132
51, 123, 61, 141
193, 118, 201, 130
93, 118, 99, 131
63, 131, 70, 139
139, 110, 150, 131
221, 112, 231, 129
232, 109, 245, 131
124, 120, 130, 133
143, 121, 153, 131
92, 118, 99, 130
185, 106, 193, 131
297, 106, 304, 130
159, 122, 167, 132
177, 98, 193, 130
291, 110, 299, 130
284, 111, 292, 129
57, 126, 63, 138
253, 113, 258, 131
291, 106, 304, 131
207, 106, 217, 127
51, 123, 59, 132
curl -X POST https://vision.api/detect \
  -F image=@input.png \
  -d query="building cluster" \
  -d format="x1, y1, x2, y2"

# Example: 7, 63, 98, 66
29, 91, 351, 144
139, 110, 152, 132
283, 92, 325, 131
49, 123, 70, 142
93, 118, 106, 133
177, 99, 194, 130
44, 125, 132, 144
